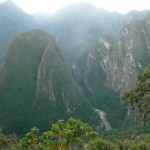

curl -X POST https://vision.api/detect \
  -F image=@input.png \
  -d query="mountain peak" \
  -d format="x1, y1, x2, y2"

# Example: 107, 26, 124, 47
0, 0, 23, 14
0, 30, 93, 134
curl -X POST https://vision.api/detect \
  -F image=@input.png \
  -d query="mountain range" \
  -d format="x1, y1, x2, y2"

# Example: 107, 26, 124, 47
1, 1, 150, 63
39, 2, 150, 62
0, 0, 149, 134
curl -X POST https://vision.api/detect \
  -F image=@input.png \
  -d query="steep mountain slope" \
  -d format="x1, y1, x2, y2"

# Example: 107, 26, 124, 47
72, 17, 150, 127
38, 2, 150, 62
0, 30, 93, 134
0, 0, 37, 62
73, 17, 150, 94
41, 2, 123, 62
72, 34, 126, 128
102, 18, 150, 93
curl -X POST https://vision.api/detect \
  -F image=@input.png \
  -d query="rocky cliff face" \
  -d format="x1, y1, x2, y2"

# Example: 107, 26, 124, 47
101, 18, 150, 93
71, 18, 150, 127
0, 30, 93, 134
71, 34, 126, 128
73, 18, 150, 94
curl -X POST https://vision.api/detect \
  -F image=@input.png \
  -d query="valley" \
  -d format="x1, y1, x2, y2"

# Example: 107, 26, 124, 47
94, 108, 112, 131
0, 0, 149, 149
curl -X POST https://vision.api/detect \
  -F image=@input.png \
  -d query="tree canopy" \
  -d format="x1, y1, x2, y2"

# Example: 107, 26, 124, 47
121, 65, 150, 124
20, 118, 98, 150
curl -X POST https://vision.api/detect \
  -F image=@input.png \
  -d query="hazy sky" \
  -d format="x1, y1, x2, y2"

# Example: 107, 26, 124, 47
0, 0, 150, 14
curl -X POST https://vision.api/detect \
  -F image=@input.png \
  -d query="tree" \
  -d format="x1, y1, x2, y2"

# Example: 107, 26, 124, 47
121, 65, 150, 124
20, 118, 98, 149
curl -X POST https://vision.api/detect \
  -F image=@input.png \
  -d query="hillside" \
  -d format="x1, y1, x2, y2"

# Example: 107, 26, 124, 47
72, 17, 150, 128
0, 30, 93, 134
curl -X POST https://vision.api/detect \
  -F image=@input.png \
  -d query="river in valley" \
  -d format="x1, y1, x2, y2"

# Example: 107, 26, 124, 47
94, 108, 112, 131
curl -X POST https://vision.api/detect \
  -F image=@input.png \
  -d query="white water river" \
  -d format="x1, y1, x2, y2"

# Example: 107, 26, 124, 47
94, 108, 112, 131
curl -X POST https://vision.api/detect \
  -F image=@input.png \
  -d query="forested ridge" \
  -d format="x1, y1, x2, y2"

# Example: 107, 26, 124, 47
1, 65, 150, 150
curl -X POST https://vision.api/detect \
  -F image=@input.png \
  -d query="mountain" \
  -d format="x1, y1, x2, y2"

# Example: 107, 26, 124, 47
0, 30, 93, 134
0, 0, 37, 62
100, 17, 150, 93
40, 2, 123, 62
124, 10, 150, 25
71, 34, 126, 128
73, 17, 150, 94
1, 1, 150, 64
72, 17, 150, 127
36, 2, 150, 62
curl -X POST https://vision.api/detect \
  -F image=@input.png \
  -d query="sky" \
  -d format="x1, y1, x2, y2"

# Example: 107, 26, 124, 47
0, 0, 150, 14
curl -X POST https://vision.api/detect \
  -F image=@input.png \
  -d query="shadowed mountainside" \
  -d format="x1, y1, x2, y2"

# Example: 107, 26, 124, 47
0, 30, 94, 134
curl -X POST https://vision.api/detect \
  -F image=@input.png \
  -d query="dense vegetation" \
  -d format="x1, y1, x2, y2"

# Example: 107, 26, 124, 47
0, 118, 150, 150
0, 65, 149, 149
122, 65, 150, 124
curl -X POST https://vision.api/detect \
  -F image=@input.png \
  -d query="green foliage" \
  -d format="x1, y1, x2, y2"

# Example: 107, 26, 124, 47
87, 138, 114, 150
116, 134, 150, 150
122, 65, 150, 124
0, 133, 19, 150
99, 123, 150, 143
20, 118, 98, 149
0, 118, 150, 150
